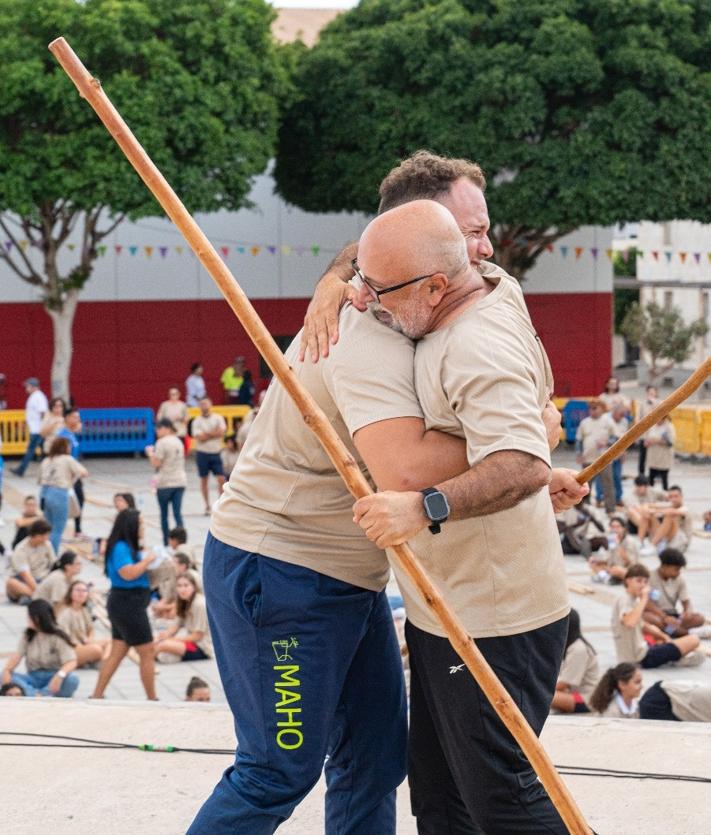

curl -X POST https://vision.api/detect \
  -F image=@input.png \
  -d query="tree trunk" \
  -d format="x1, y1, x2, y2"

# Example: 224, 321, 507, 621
46, 290, 79, 402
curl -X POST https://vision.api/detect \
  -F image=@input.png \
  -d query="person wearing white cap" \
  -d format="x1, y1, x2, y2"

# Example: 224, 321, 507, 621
11, 378, 49, 477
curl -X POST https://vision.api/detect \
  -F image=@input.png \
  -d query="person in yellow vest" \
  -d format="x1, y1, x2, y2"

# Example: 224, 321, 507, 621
220, 356, 246, 405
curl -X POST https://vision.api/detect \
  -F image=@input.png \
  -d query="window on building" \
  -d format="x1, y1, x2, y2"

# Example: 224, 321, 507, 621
663, 291, 673, 311
662, 223, 673, 247
703, 292, 709, 346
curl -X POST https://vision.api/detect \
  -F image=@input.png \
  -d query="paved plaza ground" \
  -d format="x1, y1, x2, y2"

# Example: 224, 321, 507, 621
1, 444, 710, 833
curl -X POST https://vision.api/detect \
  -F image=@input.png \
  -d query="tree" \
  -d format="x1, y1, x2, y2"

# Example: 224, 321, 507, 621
275, 0, 711, 278
0, 0, 288, 399
613, 249, 638, 333
620, 301, 708, 380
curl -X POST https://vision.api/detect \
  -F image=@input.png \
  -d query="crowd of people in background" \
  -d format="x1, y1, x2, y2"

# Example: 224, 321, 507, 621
1, 369, 710, 724
0, 362, 263, 702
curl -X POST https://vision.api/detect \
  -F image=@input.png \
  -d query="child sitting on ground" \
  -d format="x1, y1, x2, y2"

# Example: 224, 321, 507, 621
5, 520, 55, 603
32, 550, 82, 609
644, 548, 710, 639
185, 676, 211, 702
149, 526, 192, 618
588, 516, 639, 584
11, 495, 42, 549
550, 608, 599, 713
640, 484, 694, 556
154, 573, 212, 663
589, 663, 642, 718
611, 564, 702, 669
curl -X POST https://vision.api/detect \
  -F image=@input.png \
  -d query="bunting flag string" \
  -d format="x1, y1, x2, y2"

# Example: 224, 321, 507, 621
4, 238, 711, 267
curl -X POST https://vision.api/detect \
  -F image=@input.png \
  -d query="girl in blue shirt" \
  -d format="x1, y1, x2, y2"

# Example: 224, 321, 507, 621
91, 508, 157, 699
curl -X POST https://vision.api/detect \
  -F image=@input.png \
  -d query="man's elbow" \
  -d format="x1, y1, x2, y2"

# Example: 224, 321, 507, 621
375, 467, 424, 492
529, 458, 551, 492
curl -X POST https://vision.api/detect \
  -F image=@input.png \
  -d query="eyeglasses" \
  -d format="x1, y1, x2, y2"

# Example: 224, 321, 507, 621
352, 259, 436, 302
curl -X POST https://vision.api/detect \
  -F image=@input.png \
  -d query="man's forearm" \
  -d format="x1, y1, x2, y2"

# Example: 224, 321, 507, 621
319, 241, 358, 284
436, 450, 551, 521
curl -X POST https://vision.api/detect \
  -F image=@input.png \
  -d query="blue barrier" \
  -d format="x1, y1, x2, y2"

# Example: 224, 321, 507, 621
562, 400, 590, 444
78, 408, 155, 454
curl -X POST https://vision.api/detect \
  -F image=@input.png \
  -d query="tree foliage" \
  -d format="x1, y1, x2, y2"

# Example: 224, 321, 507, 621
0, 0, 288, 397
275, 0, 711, 278
620, 301, 708, 378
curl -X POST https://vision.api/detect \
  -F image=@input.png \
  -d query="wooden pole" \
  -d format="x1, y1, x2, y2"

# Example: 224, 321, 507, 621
49, 37, 591, 834
577, 358, 711, 484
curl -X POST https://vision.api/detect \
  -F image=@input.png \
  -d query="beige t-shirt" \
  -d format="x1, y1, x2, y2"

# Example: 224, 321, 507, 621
191, 413, 227, 453
210, 304, 422, 591
10, 538, 56, 580
32, 570, 70, 606
607, 536, 640, 570
394, 264, 568, 638
236, 409, 257, 448
577, 414, 615, 463
649, 567, 689, 610
154, 434, 187, 488
625, 486, 666, 507
558, 638, 600, 702
180, 593, 213, 657
40, 415, 65, 453
16, 631, 76, 672
645, 422, 675, 471
220, 447, 239, 476
39, 454, 82, 489
601, 696, 639, 718
157, 400, 189, 437
662, 680, 711, 722
611, 592, 647, 663
57, 606, 93, 644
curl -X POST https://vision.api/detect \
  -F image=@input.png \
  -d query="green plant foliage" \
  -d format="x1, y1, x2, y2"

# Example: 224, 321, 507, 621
0, 0, 288, 296
620, 300, 708, 376
275, 0, 711, 278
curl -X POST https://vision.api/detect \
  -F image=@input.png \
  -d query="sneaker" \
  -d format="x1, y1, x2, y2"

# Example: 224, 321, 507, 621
689, 625, 711, 640
592, 570, 611, 584
9, 467, 23, 476
639, 542, 657, 557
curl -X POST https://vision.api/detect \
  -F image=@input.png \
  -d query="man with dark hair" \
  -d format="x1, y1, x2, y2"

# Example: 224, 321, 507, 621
643, 484, 694, 555
644, 548, 710, 638
377, 149, 487, 212
5, 518, 54, 602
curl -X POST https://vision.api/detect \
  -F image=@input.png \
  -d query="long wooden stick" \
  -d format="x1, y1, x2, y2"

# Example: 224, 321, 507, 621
49, 37, 590, 834
577, 358, 711, 484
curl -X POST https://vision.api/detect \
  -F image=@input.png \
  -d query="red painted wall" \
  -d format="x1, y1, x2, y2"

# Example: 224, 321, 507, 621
527, 292, 613, 398
1, 293, 611, 408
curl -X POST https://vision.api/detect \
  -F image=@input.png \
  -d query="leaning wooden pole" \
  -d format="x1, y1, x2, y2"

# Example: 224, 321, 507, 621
49, 37, 591, 834
577, 358, 711, 484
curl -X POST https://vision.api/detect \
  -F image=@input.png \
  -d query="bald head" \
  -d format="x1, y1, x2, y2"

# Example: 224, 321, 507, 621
354, 201, 476, 338
358, 200, 468, 288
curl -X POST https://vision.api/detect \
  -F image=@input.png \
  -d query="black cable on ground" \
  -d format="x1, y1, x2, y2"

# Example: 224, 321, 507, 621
0, 732, 709, 784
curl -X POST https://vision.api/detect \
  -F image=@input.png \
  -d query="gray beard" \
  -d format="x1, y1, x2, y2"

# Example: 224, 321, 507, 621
367, 303, 403, 333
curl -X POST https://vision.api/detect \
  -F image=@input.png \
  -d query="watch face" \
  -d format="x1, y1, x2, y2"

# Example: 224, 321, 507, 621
424, 492, 449, 523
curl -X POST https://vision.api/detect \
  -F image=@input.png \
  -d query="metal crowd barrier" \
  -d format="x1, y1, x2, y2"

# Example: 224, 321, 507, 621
0, 410, 30, 456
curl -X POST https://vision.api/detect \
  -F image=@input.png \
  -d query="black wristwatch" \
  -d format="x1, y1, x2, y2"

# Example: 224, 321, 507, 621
420, 488, 450, 535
